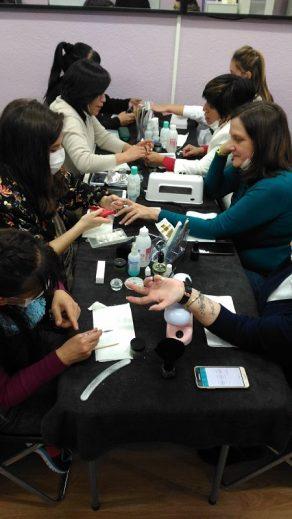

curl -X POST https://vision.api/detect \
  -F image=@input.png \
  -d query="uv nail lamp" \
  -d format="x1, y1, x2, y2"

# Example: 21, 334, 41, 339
145, 172, 203, 205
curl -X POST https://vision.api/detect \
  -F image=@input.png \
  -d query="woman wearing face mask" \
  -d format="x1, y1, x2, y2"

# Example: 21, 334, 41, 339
117, 102, 292, 286
0, 99, 121, 286
44, 41, 140, 130
0, 229, 101, 473
146, 74, 255, 175
50, 59, 148, 178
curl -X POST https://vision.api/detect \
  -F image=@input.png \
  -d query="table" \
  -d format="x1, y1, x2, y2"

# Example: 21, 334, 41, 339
42, 218, 292, 508
42, 134, 292, 507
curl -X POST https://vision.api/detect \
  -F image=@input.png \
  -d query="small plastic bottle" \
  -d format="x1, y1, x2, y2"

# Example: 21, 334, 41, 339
164, 264, 173, 277
135, 226, 152, 267
167, 124, 178, 153
152, 251, 167, 276
128, 242, 141, 276
145, 265, 151, 278
127, 166, 141, 202
160, 120, 170, 150
144, 123, 153, 141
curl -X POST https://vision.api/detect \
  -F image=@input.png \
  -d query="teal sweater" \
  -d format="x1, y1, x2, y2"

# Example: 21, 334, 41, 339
159, 154, 292, 275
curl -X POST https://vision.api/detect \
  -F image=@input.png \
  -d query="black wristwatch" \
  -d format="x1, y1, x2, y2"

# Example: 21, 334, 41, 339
178, 278, 193, 305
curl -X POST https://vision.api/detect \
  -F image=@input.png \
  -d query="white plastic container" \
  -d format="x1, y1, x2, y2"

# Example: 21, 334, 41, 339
144, 123, 153, 141
128, 242, 141, 277
127, 165, 141, 202
135, 226, 152, 267
167, 124, 178, 153
160, 120, 170, 150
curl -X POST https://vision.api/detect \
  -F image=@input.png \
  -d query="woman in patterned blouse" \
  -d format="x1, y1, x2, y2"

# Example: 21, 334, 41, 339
0, 99, 122, 285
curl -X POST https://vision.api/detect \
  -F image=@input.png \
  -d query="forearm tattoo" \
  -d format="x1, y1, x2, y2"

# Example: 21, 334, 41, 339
197, 293, 216, 319
198, 293, 206, 316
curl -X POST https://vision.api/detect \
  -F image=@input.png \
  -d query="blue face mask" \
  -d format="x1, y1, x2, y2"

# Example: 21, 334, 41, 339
15, 291, 44, 308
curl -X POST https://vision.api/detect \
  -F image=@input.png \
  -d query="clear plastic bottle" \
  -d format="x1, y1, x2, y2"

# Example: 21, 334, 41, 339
160, 120, 170, 150
128, 242, 141, 276
127, 166, 141, 202
135, 226, 152, 267
167, 124, 178, 153
144, 123, 153, 141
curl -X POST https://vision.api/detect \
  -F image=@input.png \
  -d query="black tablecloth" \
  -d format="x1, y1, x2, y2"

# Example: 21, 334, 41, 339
42, 235, 292, 460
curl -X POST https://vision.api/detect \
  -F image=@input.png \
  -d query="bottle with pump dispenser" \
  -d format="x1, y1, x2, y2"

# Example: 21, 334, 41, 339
127, 166, 141, 202
128, 242, 141, 276
167, 124, 178, 153
160, 120, 170, 150
135, 226, 152, 267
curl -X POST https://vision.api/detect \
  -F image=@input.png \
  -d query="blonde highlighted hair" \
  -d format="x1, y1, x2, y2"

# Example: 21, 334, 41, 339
232, 45, 273, 102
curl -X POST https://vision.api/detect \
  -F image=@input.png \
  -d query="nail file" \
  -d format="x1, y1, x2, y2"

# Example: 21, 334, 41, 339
80, 359, 131, 401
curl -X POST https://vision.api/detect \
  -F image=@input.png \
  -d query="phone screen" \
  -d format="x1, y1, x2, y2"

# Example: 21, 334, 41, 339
195, 367, 247, 388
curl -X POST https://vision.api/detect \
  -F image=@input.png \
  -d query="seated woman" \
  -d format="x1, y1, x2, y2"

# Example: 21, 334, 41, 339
126, 267, 292, 385
50, 59, 147, 178
145, 74, 255, 175
151, 44, 272, 156
117, 102, 292, 284
230, 45, 273, 102
0, 99, 123, 285
0, 229, 101, 471
44, 41, 140, 130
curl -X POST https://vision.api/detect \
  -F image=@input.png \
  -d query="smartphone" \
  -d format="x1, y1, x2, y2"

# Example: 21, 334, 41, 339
90, 172, 108, 186
194, 366, 249, 389
192, 241, 235, 256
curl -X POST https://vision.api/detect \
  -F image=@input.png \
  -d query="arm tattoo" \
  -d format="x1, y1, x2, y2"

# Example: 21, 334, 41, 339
208, 298, 216, 318
198, 293, 206, 316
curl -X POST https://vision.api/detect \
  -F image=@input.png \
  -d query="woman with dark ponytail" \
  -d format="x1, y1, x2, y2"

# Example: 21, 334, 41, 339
45, 41, 140, 129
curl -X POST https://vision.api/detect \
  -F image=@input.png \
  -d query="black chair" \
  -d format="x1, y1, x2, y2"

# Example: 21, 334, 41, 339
0, 433, 69, 505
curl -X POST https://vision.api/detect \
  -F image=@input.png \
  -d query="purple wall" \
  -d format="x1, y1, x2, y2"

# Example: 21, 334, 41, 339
177, 15, 292, 129
0, 8, 291, 128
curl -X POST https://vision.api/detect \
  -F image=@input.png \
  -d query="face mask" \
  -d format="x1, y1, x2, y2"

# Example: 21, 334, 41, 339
240, 158, 252, 171
209, 120, 219, 131
49, 148, 65, 175
15, 291, 44, 309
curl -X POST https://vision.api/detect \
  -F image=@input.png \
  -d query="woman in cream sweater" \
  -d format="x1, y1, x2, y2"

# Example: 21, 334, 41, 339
50, 59, 147, 178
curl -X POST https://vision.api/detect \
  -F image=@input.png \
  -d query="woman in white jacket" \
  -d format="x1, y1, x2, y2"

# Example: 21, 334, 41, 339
50, 59, 148, 177
146, 74, 255, 175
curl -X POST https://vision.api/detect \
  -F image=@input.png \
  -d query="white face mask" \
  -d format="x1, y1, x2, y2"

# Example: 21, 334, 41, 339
49, 148, 65, 175
209, 120, 219, 131
240, 158, 252, 171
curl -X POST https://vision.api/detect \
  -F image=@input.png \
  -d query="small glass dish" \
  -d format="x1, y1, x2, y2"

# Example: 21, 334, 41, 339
110, 278, 123, 291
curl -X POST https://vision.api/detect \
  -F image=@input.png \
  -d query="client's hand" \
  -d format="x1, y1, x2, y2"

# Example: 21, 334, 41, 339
56, 329, 102, 366
116, 199, 160, 226
129, 98, 142, 109
51, 290, 81, 331
100, 194, 124, 211
182, 145, 203, 158
126, 275, 185, 311
137, 139, 153, 153
144, 151, 164, 166
78, 209, 110, 232
121, 144, 147, 164
150, 102, 170, 114
118, 111, 135, 126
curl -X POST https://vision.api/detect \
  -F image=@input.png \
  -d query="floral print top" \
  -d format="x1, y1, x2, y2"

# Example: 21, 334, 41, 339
0, 169, 108, 242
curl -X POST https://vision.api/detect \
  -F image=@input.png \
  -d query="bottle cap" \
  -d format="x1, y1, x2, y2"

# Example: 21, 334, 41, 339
139, 226, 149, 236
157, 250, 164, 263
131, 166, 138, 175
163, 121, 170, 128
114, 257, 127, 270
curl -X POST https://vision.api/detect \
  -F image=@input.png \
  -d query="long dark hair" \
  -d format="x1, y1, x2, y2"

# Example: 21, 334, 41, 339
232, 45, 273, 102
202, 74, 255, 121
44, 41, 101, 106
0, 229, 61, 374
0, 99, 65, 219
232, 102, 292, 183
61, 59, 111, 122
